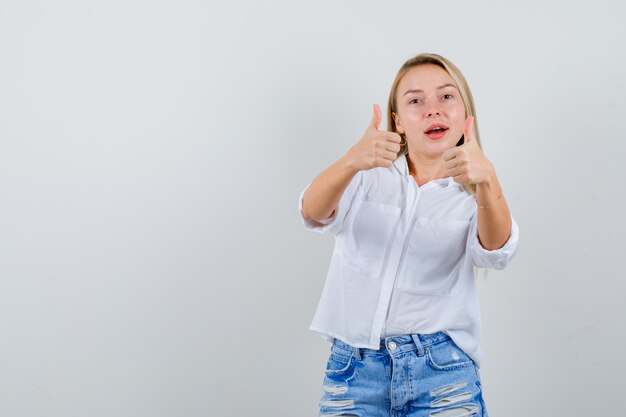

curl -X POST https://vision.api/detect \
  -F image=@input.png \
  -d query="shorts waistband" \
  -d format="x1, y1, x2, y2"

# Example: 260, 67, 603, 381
331, 331, 451, 360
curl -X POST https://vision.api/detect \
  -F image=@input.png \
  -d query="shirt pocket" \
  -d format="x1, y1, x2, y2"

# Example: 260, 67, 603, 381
397, 217, 470, 296
339, 199, 401, 280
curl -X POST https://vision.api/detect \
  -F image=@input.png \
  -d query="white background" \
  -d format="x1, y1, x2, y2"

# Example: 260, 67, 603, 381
1, 0, 624, 416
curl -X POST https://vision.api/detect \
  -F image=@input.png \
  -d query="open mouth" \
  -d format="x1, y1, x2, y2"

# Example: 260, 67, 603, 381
424, 126, 449, 139
425, 127, 448, 134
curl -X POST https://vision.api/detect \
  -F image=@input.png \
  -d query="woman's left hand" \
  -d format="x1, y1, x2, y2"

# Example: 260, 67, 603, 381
442, 116, 494, 185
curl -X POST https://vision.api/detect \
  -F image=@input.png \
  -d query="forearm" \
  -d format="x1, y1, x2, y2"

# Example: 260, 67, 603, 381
475, 167, 512, 250
302, 154, 360, 222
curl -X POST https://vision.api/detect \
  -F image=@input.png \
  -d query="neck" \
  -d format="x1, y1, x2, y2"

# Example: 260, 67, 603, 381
406, 151, 447, 183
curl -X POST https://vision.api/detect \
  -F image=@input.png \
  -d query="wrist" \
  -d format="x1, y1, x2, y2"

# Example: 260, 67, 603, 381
339, 150, 362, 175
476, 167, 503, 209
475, 162, 495, 186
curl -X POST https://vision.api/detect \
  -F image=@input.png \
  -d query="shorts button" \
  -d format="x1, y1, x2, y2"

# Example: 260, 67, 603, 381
388, 341, 397, 350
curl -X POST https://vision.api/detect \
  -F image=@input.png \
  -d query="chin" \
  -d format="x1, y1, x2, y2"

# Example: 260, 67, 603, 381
431, 140, 452, 150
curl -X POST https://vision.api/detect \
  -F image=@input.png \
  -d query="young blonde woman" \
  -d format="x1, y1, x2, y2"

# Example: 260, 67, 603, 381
298, 53, 520, 417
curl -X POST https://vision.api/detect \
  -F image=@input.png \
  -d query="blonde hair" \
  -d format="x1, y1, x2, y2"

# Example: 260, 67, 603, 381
386, 52, 481, 197
387, 53, 489, 280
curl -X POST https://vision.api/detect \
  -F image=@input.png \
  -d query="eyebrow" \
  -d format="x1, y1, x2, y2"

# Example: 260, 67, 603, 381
403, 83, 457, 96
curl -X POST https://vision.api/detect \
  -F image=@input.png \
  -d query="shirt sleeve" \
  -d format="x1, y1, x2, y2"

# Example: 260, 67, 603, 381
297, 170, 362, 236
467, 211, 520, 270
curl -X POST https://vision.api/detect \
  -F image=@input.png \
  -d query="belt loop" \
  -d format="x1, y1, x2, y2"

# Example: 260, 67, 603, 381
411, 334, 425, 356
353, 345, 361, 360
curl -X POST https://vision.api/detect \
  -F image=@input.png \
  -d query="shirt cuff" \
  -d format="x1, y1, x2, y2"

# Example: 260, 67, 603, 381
298, 183, 340, 234
468, 213, 520, 270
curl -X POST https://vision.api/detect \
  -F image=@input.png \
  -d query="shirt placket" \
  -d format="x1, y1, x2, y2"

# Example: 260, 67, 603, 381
370, 175, 424, 345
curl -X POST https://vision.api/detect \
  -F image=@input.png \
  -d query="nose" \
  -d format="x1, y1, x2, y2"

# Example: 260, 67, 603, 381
425, 102, 442, 118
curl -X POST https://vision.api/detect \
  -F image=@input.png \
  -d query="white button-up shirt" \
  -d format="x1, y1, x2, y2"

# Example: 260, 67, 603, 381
298, 153, 520, 366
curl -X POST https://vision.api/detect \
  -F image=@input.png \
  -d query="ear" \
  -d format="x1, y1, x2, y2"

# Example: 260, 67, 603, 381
392, 112, 404, 134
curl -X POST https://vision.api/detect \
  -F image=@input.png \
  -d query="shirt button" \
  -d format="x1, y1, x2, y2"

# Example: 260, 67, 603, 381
388, 341, 397, 351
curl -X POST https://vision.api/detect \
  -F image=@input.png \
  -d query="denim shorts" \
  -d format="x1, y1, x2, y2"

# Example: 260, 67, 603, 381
318, 331, 488, 417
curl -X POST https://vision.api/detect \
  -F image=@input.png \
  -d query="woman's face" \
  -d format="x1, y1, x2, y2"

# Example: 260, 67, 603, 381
393, 64, 466, 157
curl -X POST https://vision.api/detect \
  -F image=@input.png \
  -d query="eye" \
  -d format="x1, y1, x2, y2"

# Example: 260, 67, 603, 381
409, 98, 422, 104
443, 94, 454, 99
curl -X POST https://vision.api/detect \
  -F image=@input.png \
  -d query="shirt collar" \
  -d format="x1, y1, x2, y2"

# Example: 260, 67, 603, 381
393, 153, 456, 188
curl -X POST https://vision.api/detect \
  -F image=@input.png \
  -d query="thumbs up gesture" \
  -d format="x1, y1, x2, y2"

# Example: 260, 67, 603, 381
345, 104, 402, 171
442, 115, 495, 185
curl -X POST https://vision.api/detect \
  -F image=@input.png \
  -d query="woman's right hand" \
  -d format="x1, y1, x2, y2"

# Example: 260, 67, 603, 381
344, 104, 402, 171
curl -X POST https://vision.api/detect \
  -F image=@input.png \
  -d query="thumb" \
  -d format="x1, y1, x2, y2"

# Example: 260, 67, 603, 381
369, 104, 382, 130
463, 115, 474, 144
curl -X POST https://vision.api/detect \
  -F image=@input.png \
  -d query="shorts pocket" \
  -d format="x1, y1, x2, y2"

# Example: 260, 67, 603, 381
426, 340, 475, 371
324, 350, 356, 380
